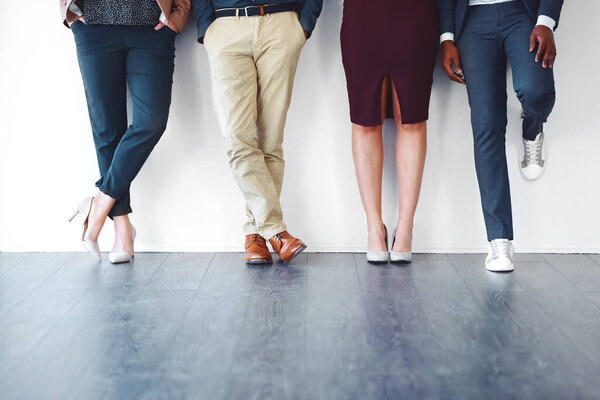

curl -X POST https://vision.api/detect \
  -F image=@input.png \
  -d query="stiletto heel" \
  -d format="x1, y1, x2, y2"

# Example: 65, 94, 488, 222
109, 224, 136, 264
367, 225, 390, 263
69, 197, 101, 261
68, 209, 80, 223
390, 228, 412, 264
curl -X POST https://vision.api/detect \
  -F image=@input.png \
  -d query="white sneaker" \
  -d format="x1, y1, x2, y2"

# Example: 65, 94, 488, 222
485, 239, 515, 272
520, 131, 546, 181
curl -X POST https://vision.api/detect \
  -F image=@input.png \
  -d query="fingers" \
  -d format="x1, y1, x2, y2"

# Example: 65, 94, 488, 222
454, 56, 464, 77
452, 73, 466, 85
543, 45, 557, 69
441, 44, 466, 85
548, 47, 557, 68
535, 37, 546, 63
450, 55, 466, 84
442, 60, 466, 84
154, 22, 165, 31
542, 47, 550, 68
529, 32, 537, 53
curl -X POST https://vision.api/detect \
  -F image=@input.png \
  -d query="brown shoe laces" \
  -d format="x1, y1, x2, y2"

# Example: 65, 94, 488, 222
247, 234, 266, 250
272, 232, 287, 247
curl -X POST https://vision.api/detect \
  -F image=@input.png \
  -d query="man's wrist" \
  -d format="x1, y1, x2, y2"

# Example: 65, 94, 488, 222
440, 32, 455, 45
536, 15, 556, 31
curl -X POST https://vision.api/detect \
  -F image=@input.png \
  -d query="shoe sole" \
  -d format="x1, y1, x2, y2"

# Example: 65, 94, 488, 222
283, 245, 306, 264
390, 259, 411, 264
367, 260, 389, 264
246, 259, 273, 265
485, 265, 515, 272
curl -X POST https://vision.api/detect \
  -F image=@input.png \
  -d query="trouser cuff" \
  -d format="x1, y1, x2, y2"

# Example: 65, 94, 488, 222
260, 222, 288, 241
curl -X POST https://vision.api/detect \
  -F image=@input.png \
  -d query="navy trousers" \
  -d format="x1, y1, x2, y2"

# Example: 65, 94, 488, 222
457, 1, 556, 241
72, 22, 176, 217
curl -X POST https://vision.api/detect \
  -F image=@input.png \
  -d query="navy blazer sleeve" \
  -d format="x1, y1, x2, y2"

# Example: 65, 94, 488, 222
192, 0, 214, 42
298, 0, 323, 38
538, 0, 564, 29
437, 0, 456, 35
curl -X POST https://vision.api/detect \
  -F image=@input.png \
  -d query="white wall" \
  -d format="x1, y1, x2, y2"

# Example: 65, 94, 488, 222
1, 1, 598, 253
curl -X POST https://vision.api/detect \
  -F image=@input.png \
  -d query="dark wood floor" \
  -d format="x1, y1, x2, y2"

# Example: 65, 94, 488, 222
1, 252, 600, 400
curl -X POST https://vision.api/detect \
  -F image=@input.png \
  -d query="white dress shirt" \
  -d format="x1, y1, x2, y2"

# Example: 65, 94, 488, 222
440, 0, 556, 44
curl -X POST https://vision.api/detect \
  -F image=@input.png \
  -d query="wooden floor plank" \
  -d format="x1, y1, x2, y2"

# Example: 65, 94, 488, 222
543, 254, 600, 292
1, 252, 599, 400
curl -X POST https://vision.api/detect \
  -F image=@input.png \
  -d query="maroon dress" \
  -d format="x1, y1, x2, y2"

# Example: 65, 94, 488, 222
341, 0, 438, 126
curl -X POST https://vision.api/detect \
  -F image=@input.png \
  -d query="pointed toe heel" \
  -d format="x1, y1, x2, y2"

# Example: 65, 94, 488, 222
390, 228, 412, 264
69, 197, 101, 262
390, 251, 412, 264
366, 225, 389, 264
109, 224, 136, 264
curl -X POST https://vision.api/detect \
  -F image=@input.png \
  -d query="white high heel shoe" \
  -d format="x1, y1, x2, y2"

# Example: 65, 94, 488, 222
68, 197, 101, 261
109, 224, 136, 264
390, 229, 412, 264
366, 225, 390, 263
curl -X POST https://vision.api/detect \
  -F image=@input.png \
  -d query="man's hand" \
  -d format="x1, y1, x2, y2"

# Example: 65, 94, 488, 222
530, 25, 556, 68
154, 21, 166, 31
441, 41, 466, 85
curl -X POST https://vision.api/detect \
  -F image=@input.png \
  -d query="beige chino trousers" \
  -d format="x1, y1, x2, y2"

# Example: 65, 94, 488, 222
205, 11, 305, 239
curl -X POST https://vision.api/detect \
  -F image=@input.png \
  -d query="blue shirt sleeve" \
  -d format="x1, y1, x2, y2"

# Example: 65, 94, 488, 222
192, 0, 215, 43
297, 0, 323, 38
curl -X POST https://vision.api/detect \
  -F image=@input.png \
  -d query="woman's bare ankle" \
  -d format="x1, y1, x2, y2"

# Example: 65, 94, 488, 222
112, 215, 133, 255
83, 192, 116, 242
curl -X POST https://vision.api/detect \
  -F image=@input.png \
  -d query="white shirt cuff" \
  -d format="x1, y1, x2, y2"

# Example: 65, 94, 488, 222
536, 15, 556, 30
160, 13, 168, 25
69, 2, 83, 17
440, 32, 455, 44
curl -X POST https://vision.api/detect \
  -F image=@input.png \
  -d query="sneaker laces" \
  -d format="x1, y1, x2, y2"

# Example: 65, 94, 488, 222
523, 133, 544, 167
490, 240, 511, 259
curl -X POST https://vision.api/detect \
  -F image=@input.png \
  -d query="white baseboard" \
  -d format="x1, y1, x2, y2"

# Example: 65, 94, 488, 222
2, 246, 599, 254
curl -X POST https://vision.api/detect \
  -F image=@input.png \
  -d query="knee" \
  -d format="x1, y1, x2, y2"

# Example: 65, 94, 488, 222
472, 109, 507, 134
517, 84, 555, 115
262, 146, 283, 161
137, 115, 169, 137
353, 124, 381, 135
399, 121, 425, 134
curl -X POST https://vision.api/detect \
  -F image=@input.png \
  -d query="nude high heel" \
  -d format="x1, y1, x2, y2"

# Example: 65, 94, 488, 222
366, 225, 390, 263
390, 228, 412, 264
68, 197, 101, 261
108, 224, 136, 264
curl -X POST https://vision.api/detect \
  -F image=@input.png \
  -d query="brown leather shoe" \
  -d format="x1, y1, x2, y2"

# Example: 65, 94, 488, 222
268, 231, 306, 263
245, 234, 272, 264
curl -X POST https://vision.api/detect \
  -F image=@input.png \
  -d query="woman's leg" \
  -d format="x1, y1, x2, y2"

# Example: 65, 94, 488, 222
391, 82, 427, 252
101, 27, 175, 253
84, 192, 116, 242
73, 23, 126, 242
352, 77, 389, 252
112, 214, 133, 254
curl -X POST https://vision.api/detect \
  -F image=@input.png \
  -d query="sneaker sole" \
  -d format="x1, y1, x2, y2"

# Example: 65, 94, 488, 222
485, 264, 515, 272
